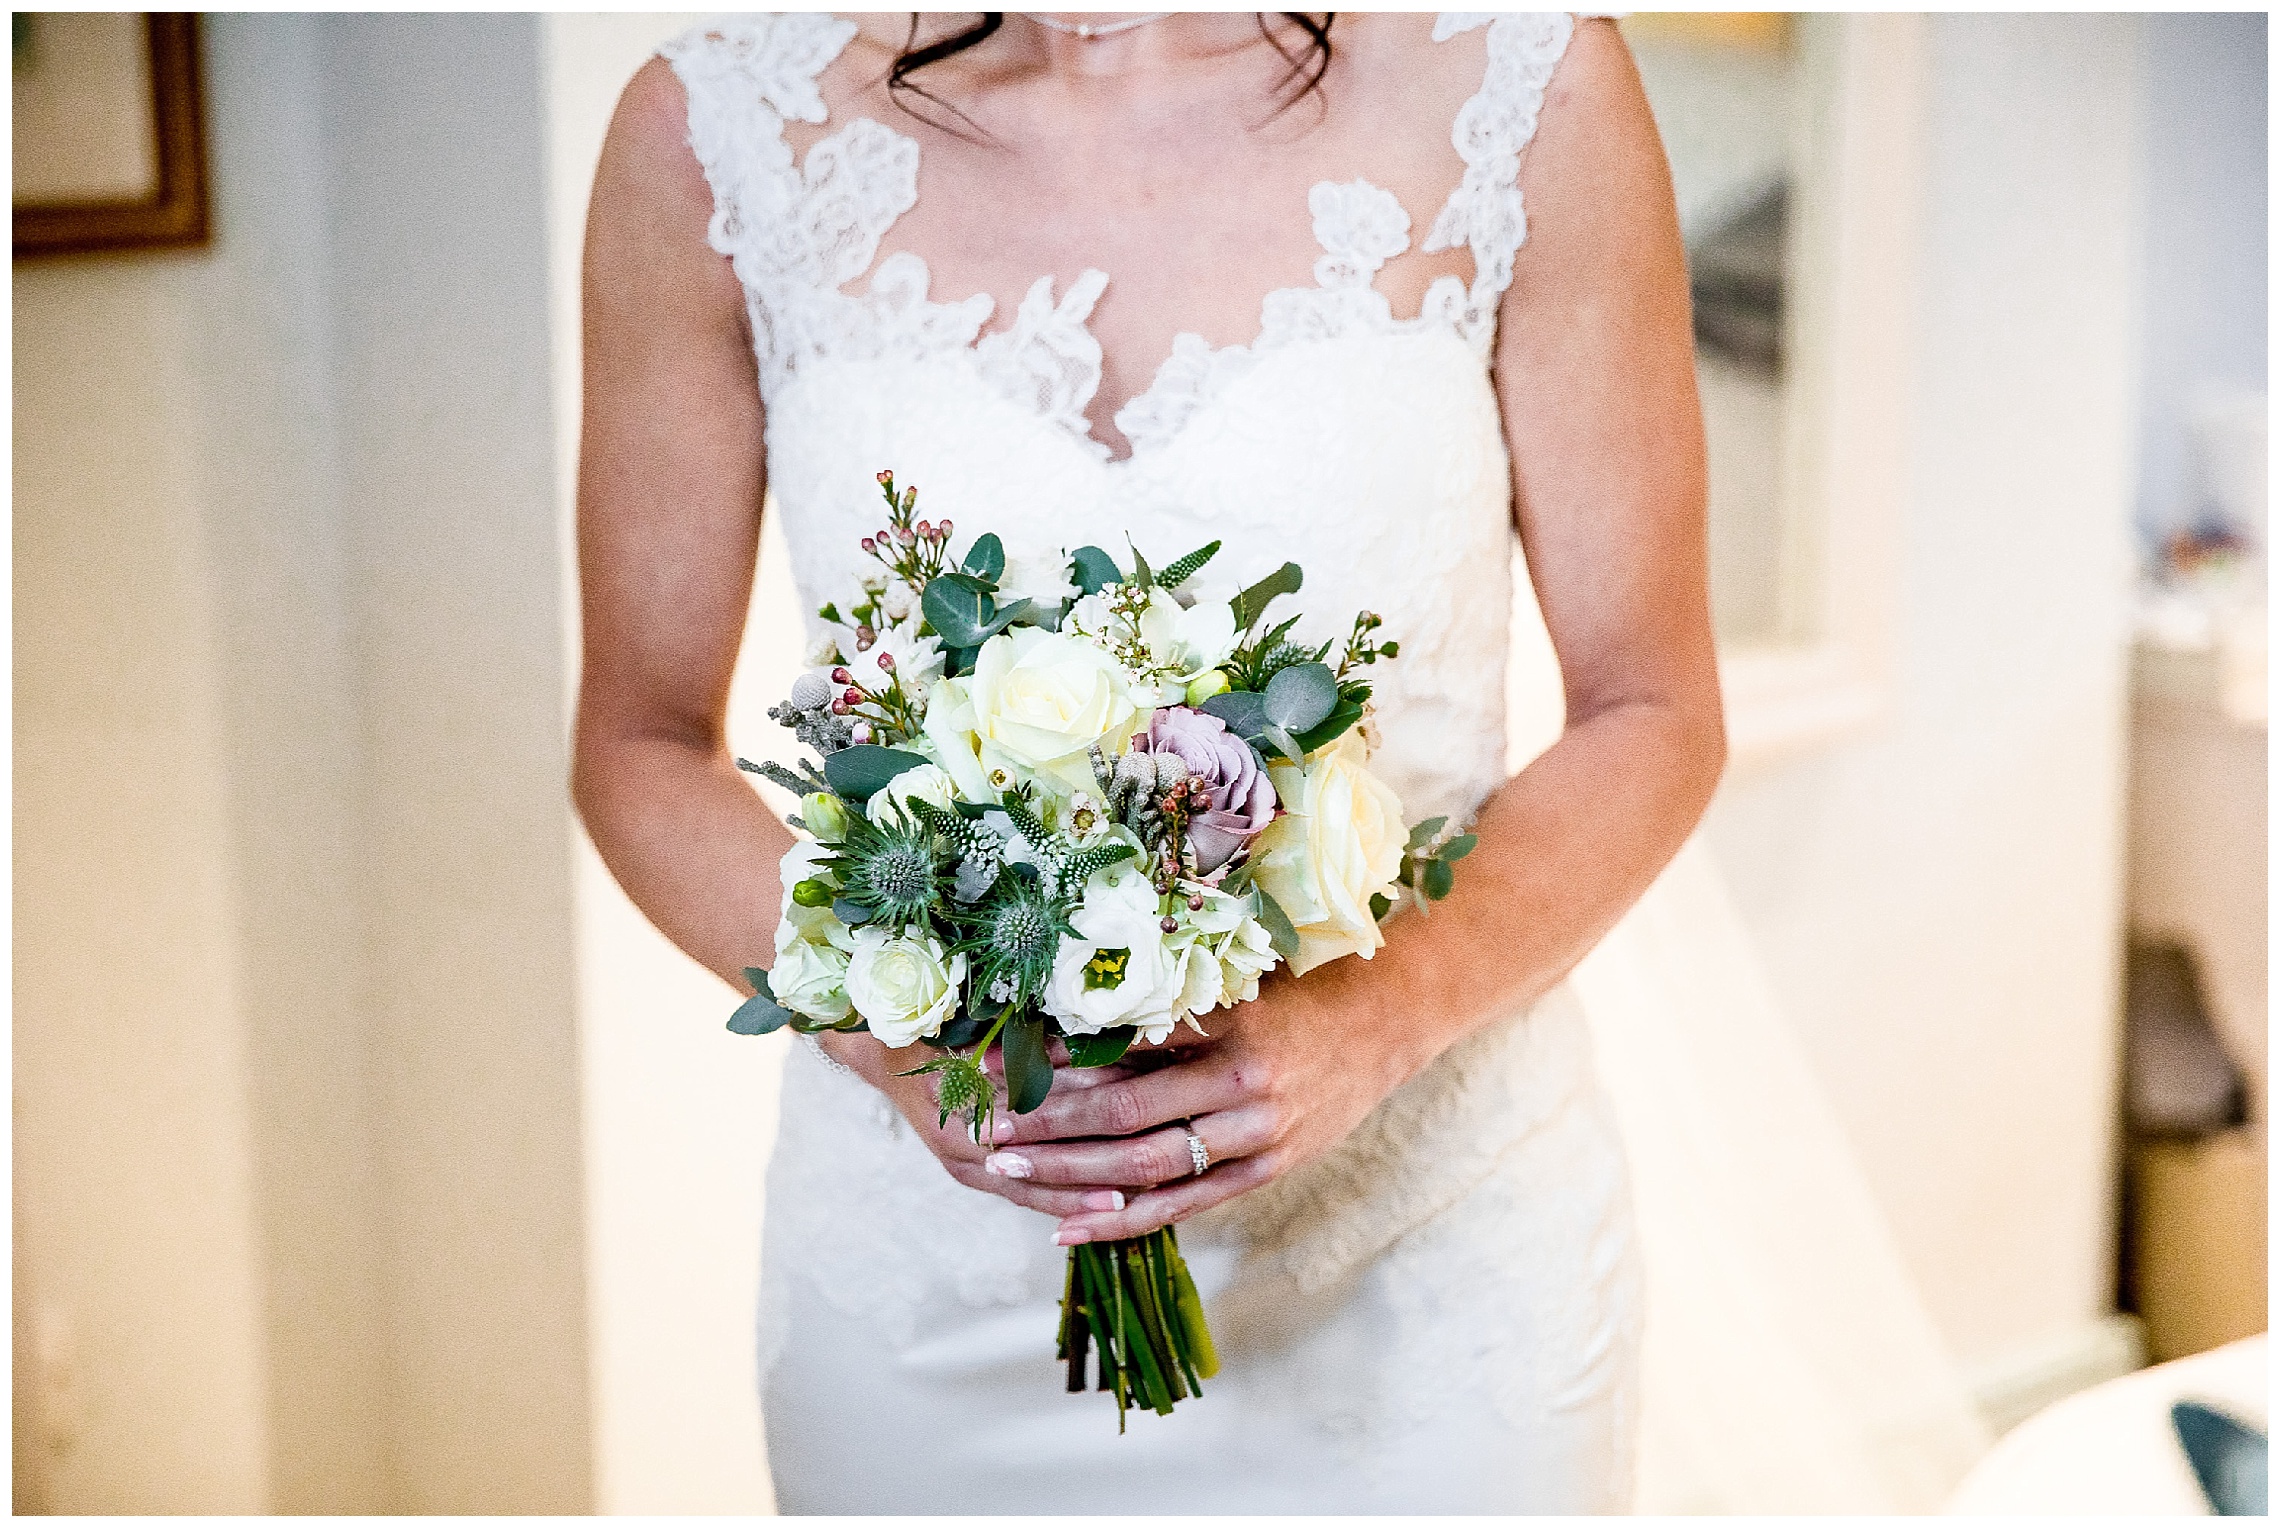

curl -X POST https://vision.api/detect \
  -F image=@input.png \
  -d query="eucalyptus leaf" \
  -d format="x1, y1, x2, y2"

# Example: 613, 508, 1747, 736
1368, 892, 1392, 920
832, 897, 874, 925
1198, 689, 1270, 741
1128, 541, 1153, 590
1421, 857, 1455, 901
1066, 1028, 1136, 1068
1291, 697, 1365, 754
1253, 886, 1300, 962
943, 641, 981, 679
981, 596, 1035, 637
728, 982, 793, 1036
823, 744, 930, 802
1230, 561, 1304, 630
921, 573, 999, 647
743, 966, 771, 991
961, 532, 1006, 583
1070, 545, 1122, 595
1439, 833, 1478, 862
1262, 661, 1339, 734
1002, 1011, 1054, 1113
1405, 815, 1450, 853
1260, 723, 1305, 766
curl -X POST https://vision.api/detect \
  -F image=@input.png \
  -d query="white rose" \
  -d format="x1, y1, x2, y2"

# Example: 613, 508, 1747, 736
997, 547, 1079, 611
770, 937, 852, 1023
928, 627, 1147, 799
1248, 729, 1406, 976
1211, 916, 1279, 1006
867, 761, 959, 826
844, 926, 966, 1048
1042, 863, 1187, 1043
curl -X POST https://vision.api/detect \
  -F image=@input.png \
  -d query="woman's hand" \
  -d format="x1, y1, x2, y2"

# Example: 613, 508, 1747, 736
978, 959, 1458, 1245
813, 1028, 1139, 1220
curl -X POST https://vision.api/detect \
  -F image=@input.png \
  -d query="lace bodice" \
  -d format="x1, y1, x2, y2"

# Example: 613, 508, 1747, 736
663, 12, 1599, 1346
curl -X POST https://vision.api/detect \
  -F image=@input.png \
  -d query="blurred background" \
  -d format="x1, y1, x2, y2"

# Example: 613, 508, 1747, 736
11, 10, 2268, 1515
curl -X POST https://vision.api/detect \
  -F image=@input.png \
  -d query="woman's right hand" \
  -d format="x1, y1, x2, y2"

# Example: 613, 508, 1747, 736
813, 1029, 1136, 1219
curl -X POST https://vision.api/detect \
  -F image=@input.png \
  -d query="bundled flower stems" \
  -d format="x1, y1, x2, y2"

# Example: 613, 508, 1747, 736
730, 471, 1473, 1426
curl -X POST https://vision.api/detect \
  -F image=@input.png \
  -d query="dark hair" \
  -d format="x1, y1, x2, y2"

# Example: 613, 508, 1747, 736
888, 14, 1335, 133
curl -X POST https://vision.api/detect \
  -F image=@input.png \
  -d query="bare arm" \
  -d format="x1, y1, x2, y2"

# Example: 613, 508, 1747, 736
573, 60, 1131, 1220
572, 59, 792, 987
995, 21, 1726, 1241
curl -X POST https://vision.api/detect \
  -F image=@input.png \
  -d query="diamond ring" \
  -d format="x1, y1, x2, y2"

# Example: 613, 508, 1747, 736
1184, 1126, 1211, 1176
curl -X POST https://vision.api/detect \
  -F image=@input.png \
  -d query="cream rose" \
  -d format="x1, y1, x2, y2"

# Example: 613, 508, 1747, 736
925, 627, 1147, 799
1248, 729, 1406, 976
844, 926, 966, 1048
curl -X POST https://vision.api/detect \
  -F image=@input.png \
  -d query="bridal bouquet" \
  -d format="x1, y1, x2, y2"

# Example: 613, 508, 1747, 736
730, 471, 1474, 1426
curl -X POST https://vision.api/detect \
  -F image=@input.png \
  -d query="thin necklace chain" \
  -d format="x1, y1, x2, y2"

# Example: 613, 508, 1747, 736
1024, 12, 1173, 41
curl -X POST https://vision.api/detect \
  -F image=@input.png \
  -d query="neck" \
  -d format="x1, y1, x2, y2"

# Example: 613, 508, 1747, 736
1005, 12, 1274, 80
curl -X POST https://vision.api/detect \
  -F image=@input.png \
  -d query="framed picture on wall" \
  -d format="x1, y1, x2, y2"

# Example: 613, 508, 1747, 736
13, 12, 209, 258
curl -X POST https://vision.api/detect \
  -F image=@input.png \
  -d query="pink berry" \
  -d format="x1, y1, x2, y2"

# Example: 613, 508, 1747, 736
830, 666, 852, 685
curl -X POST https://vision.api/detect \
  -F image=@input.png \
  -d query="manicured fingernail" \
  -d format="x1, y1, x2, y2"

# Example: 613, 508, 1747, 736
984, 1152, 1032, 1180
1083, 1190, 1125, 1212
991, 1117, 1016, 1143
1055, 1225, 1094, 1246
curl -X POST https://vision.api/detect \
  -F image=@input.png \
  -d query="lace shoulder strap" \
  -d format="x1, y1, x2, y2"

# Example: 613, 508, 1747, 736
1424, 12, 1579, 346
660, 16, 922, 387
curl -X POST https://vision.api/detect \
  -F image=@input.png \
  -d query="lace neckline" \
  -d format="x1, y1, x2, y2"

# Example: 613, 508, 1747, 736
662, 12, 1577, 464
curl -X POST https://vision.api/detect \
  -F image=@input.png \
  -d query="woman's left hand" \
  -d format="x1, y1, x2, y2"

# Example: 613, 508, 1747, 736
984, 962, 1453, 1244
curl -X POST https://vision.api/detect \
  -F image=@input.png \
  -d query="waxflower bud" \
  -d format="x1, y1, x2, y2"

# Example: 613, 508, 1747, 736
876, 652, 896, 673
850, 721, 873, 744
915, 520, 932, 538
938, 519, 954, 539
831, 666, 853, 685
843, 687, 865, 707
831, 698, 850, 715
799, 792, 850, 843
855, 626, 875, 651
875, 470, 893, 486
1160, 916, 1179, 934
860, 536, 876, 554
897, 526, 917, 546
1187, 893, 1205, 912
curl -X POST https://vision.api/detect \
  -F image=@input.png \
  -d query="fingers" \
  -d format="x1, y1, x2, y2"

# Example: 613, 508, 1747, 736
942, 1160, 1129, 1219
1001, 1055, 1249, 1145
1052, 1150, 1281, 1242
983, 1103, 1278, 1189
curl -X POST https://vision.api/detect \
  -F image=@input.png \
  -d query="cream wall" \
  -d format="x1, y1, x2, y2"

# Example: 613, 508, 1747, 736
1704, 14, 2141, 1381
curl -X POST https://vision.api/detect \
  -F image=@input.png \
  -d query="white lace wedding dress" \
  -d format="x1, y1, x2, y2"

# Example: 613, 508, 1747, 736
663, 11, 1988, 1515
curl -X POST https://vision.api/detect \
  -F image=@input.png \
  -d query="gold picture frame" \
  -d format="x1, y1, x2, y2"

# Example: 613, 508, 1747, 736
13, 13, 210, 259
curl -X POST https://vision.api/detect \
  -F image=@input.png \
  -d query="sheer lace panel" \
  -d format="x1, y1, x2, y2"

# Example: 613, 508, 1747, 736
662, 13, 1579, 461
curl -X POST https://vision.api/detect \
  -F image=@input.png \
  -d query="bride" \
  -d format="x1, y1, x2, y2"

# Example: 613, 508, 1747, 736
574, 11, 1723, 1512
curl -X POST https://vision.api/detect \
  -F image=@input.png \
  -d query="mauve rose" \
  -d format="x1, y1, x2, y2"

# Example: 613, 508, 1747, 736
1136, 707, 1277, 873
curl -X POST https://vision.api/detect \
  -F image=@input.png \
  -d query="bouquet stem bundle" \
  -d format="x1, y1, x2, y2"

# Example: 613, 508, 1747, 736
1059, 1227, 1220, 1430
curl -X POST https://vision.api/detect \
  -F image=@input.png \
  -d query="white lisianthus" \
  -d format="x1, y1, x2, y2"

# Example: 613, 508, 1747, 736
770, 936, 853, 1023
923, 627, 1148, 799
1043, 862, 1187, 1043
866, 761, 959, 826
1137, 590, 1238, 692
996, 546, 1079, 611
1248, 729, 1406, 976
844, 926, 966, 1047
1163, 880, 1281, 1018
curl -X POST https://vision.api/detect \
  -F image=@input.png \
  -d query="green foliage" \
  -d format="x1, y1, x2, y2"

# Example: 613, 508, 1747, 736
1261, 661, 1339, 734
1156, 540, 1221, 589
1070, 544, 1122, 595
1252, 886, 1300, 961
962, 532, 1005, 582
1066, 1028, 1136, 1067
727, 969, 794, 1035
1229, 561, 1303, 631
1397, 817, 1472, 906
1002, 1011, 1053, 1114
821, 745, 928, 803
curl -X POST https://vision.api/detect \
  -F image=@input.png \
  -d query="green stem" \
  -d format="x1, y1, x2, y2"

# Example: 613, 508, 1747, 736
1166, 1230, 1220, 1380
